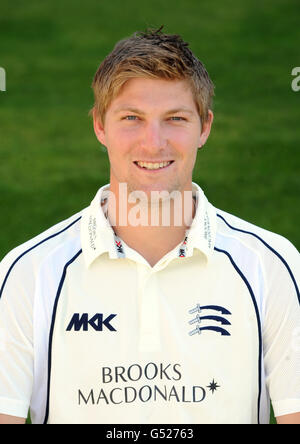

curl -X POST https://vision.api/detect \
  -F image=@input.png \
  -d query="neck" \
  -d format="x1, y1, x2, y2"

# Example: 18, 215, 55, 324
103, 189, 196, 266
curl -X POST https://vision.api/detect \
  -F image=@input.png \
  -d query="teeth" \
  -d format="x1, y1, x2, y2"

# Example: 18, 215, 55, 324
137, 161, 171, 170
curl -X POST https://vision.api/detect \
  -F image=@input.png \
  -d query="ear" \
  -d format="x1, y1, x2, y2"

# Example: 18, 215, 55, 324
93, 108, 106, 146
199, 110, 214, 148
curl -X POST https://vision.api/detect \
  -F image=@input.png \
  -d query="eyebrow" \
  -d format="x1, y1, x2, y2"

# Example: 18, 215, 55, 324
114, 106, 146, 115
113, 106, 195, 115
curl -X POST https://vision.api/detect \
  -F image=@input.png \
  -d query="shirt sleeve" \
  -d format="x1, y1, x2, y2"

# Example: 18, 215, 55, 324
0, 248, 34, 418
262, 236, 300, 418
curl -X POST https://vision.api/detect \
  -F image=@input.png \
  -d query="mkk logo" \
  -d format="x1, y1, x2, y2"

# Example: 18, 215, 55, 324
66, 313, 117, 332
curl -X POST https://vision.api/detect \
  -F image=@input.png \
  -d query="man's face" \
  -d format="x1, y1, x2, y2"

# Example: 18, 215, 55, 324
94, 77, 213, 197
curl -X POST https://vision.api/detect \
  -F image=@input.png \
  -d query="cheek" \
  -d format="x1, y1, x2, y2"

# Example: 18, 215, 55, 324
106, 128, 137, 154
183, 151, 198, 175
171, 131, 199, 161
167, 126, 200, 147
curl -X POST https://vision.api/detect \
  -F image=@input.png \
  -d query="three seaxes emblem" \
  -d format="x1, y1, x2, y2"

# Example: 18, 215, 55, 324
188, 304, 231, 336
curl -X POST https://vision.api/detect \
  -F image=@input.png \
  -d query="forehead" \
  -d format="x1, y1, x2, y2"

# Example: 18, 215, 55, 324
108, 77, 197, 113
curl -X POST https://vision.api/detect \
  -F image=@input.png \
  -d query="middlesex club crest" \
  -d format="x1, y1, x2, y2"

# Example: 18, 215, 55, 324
188, 303, 231, 336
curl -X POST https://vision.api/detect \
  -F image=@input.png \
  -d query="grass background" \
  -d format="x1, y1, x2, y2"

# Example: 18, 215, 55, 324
1, 0, 299, 424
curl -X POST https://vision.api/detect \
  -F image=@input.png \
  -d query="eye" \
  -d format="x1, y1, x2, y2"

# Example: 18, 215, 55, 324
169, 116, 186, 121
124, 115, 138, 121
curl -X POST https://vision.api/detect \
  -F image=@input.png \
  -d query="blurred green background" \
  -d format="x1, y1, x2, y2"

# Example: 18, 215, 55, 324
1, 0, 299, 424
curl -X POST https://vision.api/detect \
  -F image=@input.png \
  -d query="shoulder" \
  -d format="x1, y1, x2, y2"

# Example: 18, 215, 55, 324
214, 207, 300, 303
0, 210, 83, 299
215, 207, 299, 261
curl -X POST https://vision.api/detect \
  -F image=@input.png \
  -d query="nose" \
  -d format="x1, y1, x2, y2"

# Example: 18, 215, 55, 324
140, 120, 166, 153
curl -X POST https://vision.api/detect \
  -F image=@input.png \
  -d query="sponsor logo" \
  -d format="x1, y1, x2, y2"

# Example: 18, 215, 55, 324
66, 313, 117, 331
77, 361, 220, 406
188, 304, 231, 336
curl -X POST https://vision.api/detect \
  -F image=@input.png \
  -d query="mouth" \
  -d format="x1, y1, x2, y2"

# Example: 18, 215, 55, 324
134, 160, 174, 171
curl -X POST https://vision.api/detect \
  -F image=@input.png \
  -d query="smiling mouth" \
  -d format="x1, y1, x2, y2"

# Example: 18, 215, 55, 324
134, 160, 174, 170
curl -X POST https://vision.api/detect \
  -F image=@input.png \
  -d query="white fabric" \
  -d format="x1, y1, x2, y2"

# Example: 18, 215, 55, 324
0, 183, 299, 423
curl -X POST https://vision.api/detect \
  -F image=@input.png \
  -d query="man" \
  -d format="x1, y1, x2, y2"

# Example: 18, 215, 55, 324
0, 28, 299, 424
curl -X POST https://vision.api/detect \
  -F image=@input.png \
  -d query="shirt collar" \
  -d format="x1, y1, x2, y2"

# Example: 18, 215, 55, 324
185, 182, 217, 261
80, 182, 216, 268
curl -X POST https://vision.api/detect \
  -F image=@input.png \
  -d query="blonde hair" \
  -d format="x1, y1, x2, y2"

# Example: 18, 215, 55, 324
90, 27, 214, 127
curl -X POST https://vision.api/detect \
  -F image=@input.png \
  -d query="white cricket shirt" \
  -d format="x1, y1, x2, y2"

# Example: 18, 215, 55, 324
0, 182, 299, 424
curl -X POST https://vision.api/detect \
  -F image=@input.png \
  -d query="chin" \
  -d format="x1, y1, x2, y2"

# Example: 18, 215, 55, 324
130, 183, 181, 195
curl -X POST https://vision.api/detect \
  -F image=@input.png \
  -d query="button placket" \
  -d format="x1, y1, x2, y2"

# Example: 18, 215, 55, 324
138, 268, 161, 353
